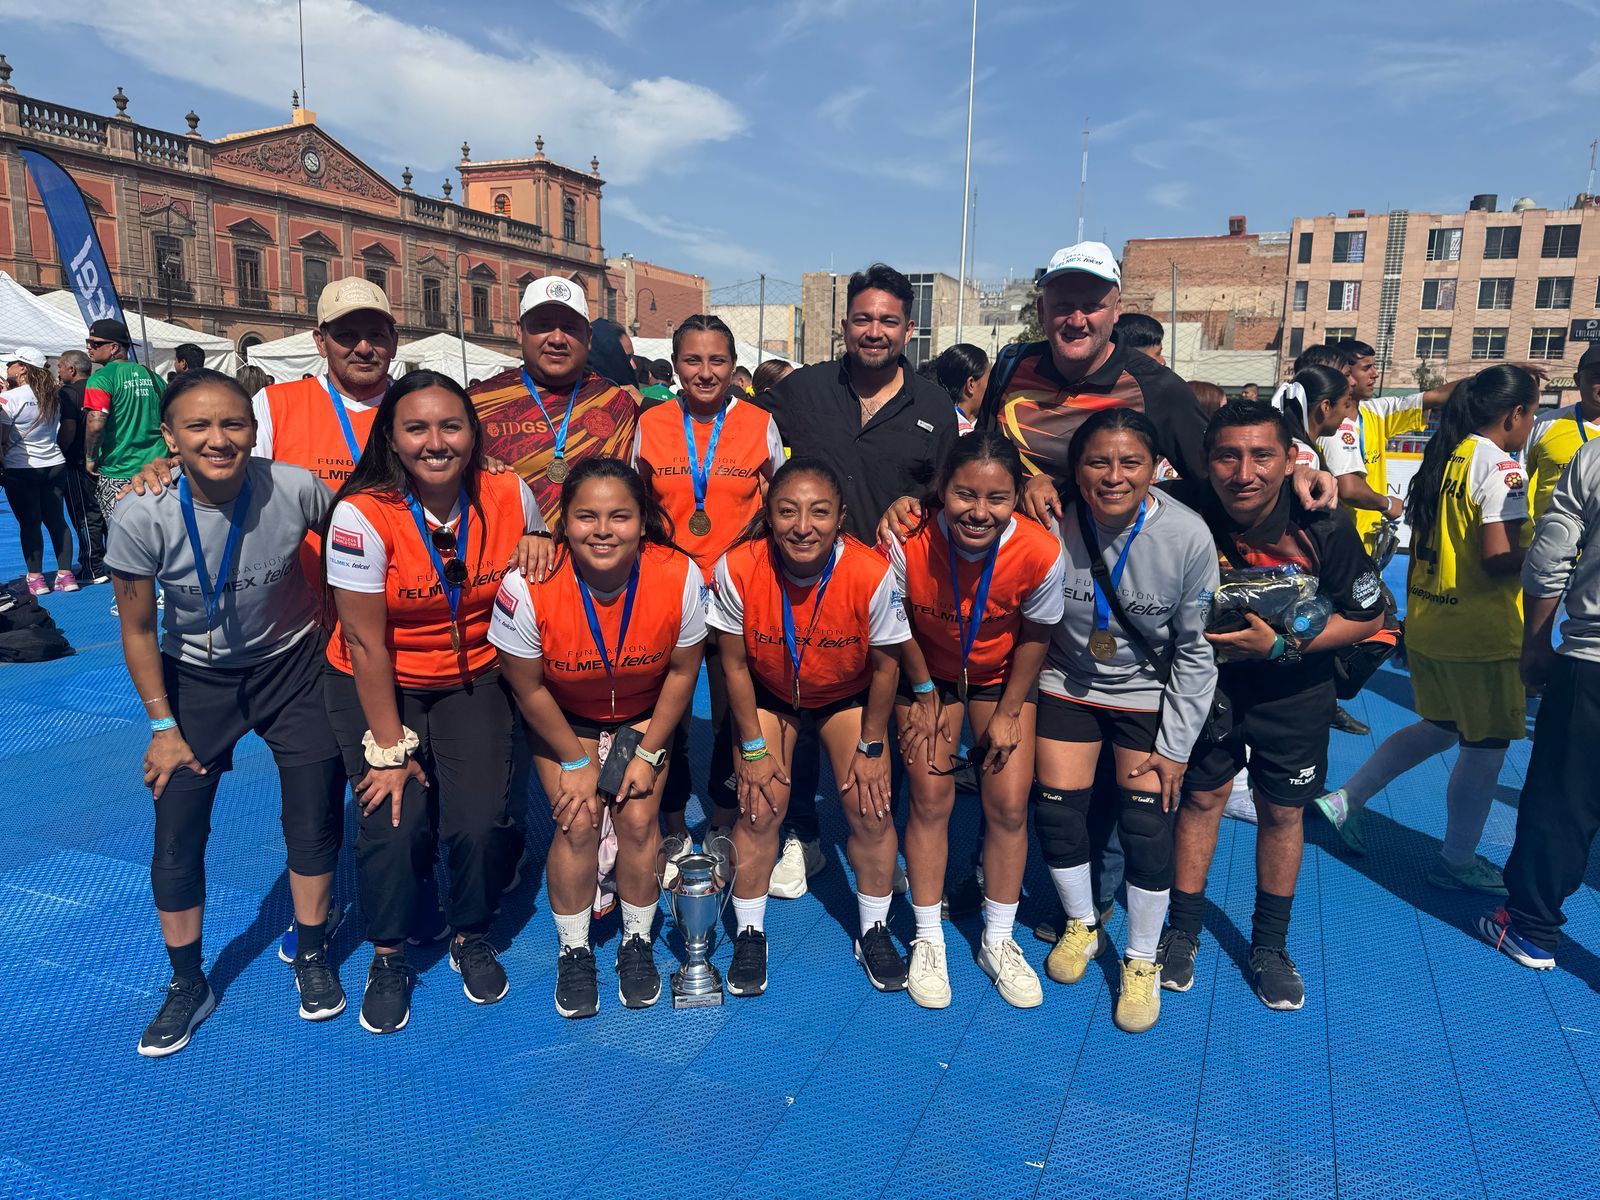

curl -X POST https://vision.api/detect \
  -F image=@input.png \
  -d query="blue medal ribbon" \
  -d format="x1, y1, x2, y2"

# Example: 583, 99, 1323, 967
576, 557, 641, 718
406, 488, 470, 627
521, 368, 581, 467
945, 519, 1000, 691
320, 377, 363, 464
178, 472, 253, 657
1576, 406, 1591, 445
1078, 498, 1147, 635
778, 542, 839, 706
682, 400, 727, 515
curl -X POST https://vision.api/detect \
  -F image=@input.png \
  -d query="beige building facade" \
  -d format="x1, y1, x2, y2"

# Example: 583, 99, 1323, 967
799, 269, 981, 365
1281, 197, 1600, 389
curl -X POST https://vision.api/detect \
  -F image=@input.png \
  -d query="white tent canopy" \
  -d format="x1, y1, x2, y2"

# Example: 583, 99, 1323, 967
38, 289, 237, 376
395, 333, 519, 387
630, 337, 795, 372
241, 329, 402, 385
0, 272, 91, 359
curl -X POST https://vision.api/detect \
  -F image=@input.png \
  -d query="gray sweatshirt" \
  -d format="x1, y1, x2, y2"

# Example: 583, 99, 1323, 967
1523, 437, 1600, 662
1040, 491, 1220, 762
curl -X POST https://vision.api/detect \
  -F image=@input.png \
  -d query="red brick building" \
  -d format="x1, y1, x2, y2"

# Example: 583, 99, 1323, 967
0, 57, 701, 358
1120, 217, 1288, 352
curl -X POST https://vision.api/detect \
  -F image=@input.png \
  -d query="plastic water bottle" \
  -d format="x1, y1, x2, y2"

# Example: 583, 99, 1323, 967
1284, 594, 1334, 643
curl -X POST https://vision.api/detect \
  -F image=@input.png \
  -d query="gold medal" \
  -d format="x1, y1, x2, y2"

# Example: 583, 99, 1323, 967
547, 457, 569, 484
449, 621, 462, 653
1088, 629, 1117, 661
688, 508, 712, 536
957, 668, 968, 704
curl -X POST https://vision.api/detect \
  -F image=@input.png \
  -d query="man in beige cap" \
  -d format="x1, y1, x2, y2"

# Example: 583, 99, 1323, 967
472, 275, 640, 525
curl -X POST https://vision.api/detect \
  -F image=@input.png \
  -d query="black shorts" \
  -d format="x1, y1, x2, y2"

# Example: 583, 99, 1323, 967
561, 703, 657, 743
1036, 692, 1159, 752
753, 677, 867, 722
894, 674, 1039, 707
1184, 678, 1334, 807
163, 632, 340, 776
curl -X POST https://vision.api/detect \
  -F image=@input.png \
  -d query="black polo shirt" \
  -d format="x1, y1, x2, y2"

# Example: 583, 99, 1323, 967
978, 339, 1206, 484
768, 357, 957, 540
57, 380, 86, 467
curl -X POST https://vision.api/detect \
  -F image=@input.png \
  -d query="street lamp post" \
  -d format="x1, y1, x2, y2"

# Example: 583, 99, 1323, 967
630, 287, 658, 337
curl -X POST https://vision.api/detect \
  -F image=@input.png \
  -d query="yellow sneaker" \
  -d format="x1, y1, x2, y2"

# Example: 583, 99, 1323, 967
1045, 918, 1101, 985
1115, 958, 1162, 1033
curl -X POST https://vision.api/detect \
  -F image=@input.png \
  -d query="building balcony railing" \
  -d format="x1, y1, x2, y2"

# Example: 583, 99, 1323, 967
412, 197, 447, 226
17, 99, 106, 146
157, 279, 195, 303
238, 288, 269, 310
134, 127, 188, 165
472, 317, 493, 335
423, 310, 448, 330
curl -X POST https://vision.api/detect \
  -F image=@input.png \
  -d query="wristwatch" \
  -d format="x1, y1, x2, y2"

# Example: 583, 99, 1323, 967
633, 744, 667, 768
856, 739, 885, 758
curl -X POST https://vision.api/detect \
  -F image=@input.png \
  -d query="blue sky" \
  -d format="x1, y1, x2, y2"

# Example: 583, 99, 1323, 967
3, 0, 1598, 295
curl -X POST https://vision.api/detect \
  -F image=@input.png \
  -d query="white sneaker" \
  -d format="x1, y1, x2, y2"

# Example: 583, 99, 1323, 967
907, 938, 951, 1009
769, 835, 822, 899
978, 937, 1043, 1008
1223, 778, 1257, 825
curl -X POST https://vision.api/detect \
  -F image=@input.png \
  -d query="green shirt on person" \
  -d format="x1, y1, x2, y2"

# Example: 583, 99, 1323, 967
84, 360, 165, 477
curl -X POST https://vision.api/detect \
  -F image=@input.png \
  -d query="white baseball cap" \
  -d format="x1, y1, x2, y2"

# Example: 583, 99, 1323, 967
1038, 241, 1122, 288
317, 276, 393, 325
6, 346, 46, 369
519, 276, 590, 322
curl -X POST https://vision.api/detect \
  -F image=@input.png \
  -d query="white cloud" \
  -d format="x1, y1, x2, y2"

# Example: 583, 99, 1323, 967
606, 194, 772, 278
566, 0, 653, 38
1148, 181, 1192, 211
817, 85, 874, 131
0, 0, 744, 186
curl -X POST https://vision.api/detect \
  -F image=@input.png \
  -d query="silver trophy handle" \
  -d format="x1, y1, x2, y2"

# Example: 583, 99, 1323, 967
655, 834, 691, 921
705, 831, 739, 924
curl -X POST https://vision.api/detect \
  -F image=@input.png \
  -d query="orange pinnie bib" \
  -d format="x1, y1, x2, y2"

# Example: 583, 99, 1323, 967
265, 376, 379, 490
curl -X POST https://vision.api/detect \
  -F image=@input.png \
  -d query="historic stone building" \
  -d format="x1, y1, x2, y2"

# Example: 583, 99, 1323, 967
0, 55, 701, 358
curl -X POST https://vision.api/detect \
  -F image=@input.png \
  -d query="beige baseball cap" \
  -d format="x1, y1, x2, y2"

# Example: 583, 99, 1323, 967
519, 276, 590, 322
317, 276, 394, 325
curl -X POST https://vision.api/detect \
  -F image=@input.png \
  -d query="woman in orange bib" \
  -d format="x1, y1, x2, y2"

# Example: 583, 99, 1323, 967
633, 314, 785, 849
491, 457, 706, 1018
707, 458, 912, 998
322, 371, 547, 1035
890, 432, 1065, 1011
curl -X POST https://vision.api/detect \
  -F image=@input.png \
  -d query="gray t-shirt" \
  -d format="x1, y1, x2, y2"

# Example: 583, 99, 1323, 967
1041, 492, 1220, 763
105, 457, 330, 666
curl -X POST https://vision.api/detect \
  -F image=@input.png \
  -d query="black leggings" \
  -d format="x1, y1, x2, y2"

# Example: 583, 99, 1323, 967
153, 757, 345, 911
324, 667, 520, 945
3, 464, 70, 574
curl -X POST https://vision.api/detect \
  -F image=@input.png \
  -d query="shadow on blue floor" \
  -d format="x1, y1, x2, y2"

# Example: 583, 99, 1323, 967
2, 505, 1597, 1199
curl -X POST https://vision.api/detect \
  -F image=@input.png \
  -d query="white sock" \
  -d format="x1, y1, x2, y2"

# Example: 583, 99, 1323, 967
732, 893, 767, 934
857, 890, 892, 935
621, 900, 655, 941
1125, 885, 1169, 963
1442, 745, 1507, 866
1049, 864, 1096, 924
1342, 720, 1455, 810
911, 900, 944, 945
553, 909, 590, 949
981, 897, 1018, 947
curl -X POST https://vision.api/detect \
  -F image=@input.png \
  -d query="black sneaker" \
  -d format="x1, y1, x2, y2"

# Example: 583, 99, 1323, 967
854, 921, 908, 992
136, 975, 215, 1058
1330, 705, 1370, 736
359, 952, 414, 1034
943, 867, 985, 920
616, 934, 662, 1009
1157, 927, 1199, 993
293, 948, 346, 1021
555, 945, 599, 1019
451, 935, 509, 1005
1248, 945, 1305, 1011
727, 927, 769, 996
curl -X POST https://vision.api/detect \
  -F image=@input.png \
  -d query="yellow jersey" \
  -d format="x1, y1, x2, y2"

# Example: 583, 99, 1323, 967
1318, 393, 1428, 553
1525, 404, 1600, 519
1405, 434, 1527, 662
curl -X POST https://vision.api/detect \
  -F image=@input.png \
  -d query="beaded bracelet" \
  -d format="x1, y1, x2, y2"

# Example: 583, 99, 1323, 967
740, 736, 766, 754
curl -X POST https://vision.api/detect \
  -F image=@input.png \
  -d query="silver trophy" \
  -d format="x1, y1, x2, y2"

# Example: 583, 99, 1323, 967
656, 833, 737, 1009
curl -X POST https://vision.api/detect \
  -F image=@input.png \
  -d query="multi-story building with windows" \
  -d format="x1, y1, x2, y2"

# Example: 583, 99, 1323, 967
1281, 196, 1600, 392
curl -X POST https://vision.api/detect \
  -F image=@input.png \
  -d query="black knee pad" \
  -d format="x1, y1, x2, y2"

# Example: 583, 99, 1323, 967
1033, 785, 1092, 869
1118, 789, 1175, 892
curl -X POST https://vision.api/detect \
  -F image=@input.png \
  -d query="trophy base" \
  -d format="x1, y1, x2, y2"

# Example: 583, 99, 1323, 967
671, 962, 724, 1008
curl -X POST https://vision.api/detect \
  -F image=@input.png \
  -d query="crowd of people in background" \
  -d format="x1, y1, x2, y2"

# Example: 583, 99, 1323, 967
4, 240, 1599, 1060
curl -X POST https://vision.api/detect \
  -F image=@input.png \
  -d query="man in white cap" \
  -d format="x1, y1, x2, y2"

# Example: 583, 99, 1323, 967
472, 275, 639, 525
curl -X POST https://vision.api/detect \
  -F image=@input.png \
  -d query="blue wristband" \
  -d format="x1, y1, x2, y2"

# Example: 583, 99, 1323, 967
910, 678, 936, 695
1267, 634, 1286, 661
740, 737, 766, 754
559, 755, 591, 772
150, 716, 177, 732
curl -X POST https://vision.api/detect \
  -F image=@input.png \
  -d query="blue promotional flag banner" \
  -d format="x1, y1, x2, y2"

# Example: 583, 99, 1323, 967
20, 148, 128, 330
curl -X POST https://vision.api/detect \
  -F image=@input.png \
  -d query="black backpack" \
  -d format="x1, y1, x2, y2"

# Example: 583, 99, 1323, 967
0, 592, 73, 662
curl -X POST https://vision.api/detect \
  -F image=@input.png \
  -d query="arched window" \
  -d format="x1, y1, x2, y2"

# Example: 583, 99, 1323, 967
563, 196, 577, 242
238, 333, 264, 359
493, 193, 509, 216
